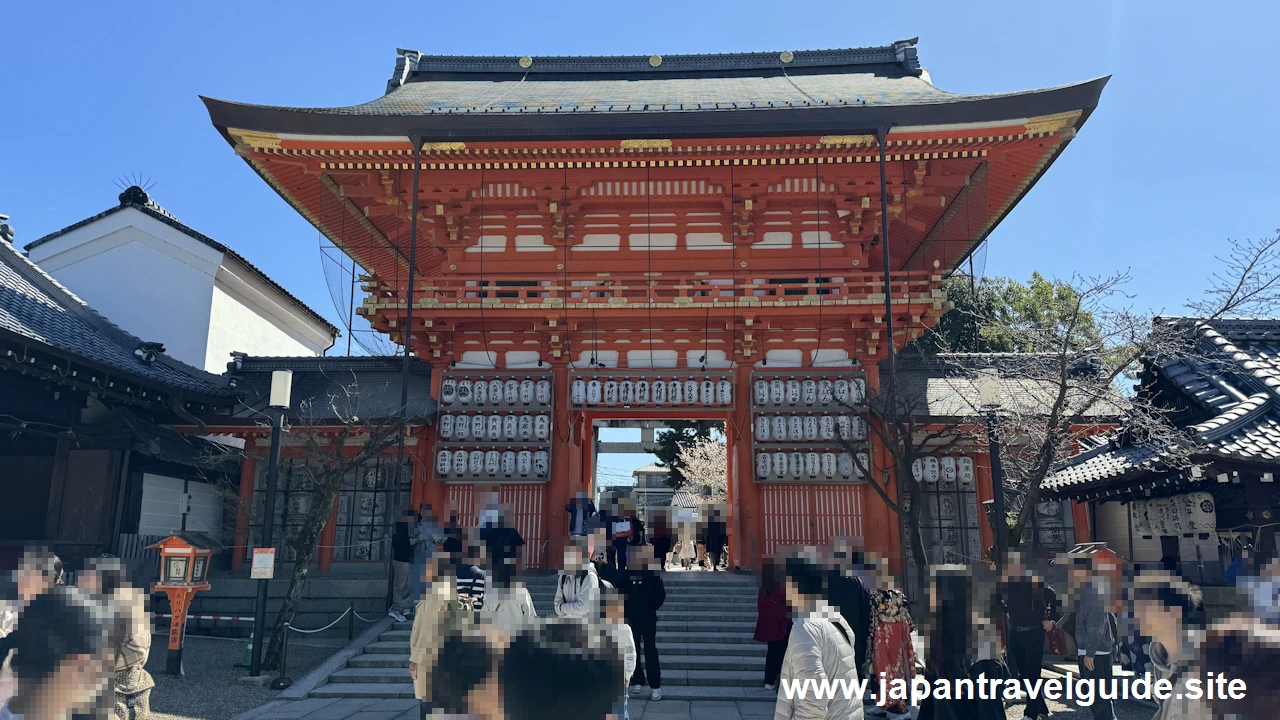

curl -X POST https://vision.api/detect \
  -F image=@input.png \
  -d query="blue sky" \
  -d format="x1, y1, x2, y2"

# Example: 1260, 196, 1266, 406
4, 1, 1278, 453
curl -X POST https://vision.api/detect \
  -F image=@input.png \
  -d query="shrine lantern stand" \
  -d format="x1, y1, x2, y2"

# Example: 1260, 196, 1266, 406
147, 532, 218, 675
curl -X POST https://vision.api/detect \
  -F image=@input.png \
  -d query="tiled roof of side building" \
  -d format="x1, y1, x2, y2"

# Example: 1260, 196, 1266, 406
224, 354, 435, 422
0, 239, 234, 398
1043, 318, 1280, 497
25, 187, 338, 336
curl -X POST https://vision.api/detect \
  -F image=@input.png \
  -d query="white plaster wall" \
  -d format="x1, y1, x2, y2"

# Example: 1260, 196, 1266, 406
207, 260, 330, 370
27, 211, 219, 369
138, 473, 224, 544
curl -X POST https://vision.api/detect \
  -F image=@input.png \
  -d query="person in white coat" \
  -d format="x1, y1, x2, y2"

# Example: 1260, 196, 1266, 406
602, 588, 637, 720
553, 539, 601, 619
478, 574, 536, 642
773, 551, 863, 720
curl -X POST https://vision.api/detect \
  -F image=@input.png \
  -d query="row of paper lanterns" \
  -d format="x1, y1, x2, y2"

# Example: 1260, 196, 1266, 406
436, 449, 550, 478
1131, 493, 1216, 537
910, 456, 976, 485
756, 451, 869, 479
570, 377, 733, 406
440, 377, 552, 406
753, 378, 867, 407
438, 413, 550, 442
754, 414, 867, 443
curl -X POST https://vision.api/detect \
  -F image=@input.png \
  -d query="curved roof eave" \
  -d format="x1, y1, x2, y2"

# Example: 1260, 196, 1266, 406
201, 76, 1108, 144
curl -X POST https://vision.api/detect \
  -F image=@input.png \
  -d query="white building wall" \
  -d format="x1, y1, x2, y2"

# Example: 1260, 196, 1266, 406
1093, 500, 1162, 563
138, 473, 224, 544
27, 214, 219, 369
206, 260, 331, 370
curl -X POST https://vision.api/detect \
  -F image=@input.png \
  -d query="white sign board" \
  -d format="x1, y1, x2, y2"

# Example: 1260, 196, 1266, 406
250, 548, 275, 579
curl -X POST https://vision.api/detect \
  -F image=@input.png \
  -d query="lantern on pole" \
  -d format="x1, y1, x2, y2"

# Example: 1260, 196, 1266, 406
147, 532, 218, 676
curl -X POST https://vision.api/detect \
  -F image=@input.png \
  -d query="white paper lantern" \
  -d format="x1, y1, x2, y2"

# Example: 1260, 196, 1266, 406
911, 458, 923, 482
819, 416, 835, 440
757, 453, 771, 479
788, 452, 804, 477
957, 457, 974, 485
518, 414, 534, 440
635, 380, 650, 405
1149, 498, 1170, 536
534, 414, 550, 440
818, 379, 834, 405
534, 451, 549, 477
788, 416, 804, 442
852, 378, 867, 404
1160, 497, 1186, 535
668, 379, 682, 405
803, 416, 819, 441
717, 379, 733, 405
485, 451, 500, 476
802, 379, 817, 405
472, 380, 488, 405
455, 415, 471, 439
517, 450, 533, 476
619, 380, 634, 405
685, 379, 700, 407
489, 379, 504, 405
456, 380, 473, 405
755, 419, 771, 443
502, 415, 518, 440
1183, 492, 1216, 533
468, 451, 484, 475
572, 378, 587, 405
441, 378, 458, 405
772, 452, 788, 477
804, 452, 820, 477
519, 379, 535, 405
503, 379, 519, 405
487, 414, 503, 441
837, 452, 854, 477
849, 416, 867, 441
587, 379, 603, 405
651, 380, 667, 405
700, 380, 715, 406
452, 450, 469, 475
501, 451, 517, 475
439, 414, 455, 439
923, 457, 940, 483
834, 379, 851, 404
772, 416, 788, 441
941, 457, 958, 482
770, 379, 785, 405
785, 379, 801, 405
470, 415, 486, 439
837, 415, 852, 441
536, 379, 552, 405
821, 452, 837, 478
436, 450, 452, 476
856, 453, 870, 479
755, 380, 770, 405
603, 381, 619, 406
1131, 500, 1151, 536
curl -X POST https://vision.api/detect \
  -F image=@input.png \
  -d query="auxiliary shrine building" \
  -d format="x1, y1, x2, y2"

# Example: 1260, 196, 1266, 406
203, 39, 1106, 570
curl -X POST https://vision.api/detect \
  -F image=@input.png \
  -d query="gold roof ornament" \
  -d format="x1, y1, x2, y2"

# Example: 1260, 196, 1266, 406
519, 56, 533, 69
649, 55, 663, 67
780, 51, 794, 64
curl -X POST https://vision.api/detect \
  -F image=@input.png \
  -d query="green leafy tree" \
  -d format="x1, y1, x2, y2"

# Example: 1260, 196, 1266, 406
653, 420, 723, 489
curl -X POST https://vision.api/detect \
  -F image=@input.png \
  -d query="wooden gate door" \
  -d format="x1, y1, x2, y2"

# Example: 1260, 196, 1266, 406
445, 484, 546, 569
761, 484, 864, 557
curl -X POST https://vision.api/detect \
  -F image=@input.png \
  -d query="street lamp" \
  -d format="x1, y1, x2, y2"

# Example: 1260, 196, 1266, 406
250, 370, 292, 677
977, 371, 1009, 569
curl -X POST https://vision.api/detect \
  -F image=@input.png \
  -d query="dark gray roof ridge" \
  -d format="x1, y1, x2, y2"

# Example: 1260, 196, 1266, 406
24, 188, 338, 336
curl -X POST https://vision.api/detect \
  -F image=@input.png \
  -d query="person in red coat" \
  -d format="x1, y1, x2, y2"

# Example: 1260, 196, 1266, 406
754, 557, 791, 690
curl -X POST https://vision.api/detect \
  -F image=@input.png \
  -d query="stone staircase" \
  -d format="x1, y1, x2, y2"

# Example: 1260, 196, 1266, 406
310, 570, 775, 703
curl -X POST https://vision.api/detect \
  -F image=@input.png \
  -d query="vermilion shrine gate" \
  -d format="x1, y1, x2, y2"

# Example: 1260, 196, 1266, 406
204, 39, 1105, 570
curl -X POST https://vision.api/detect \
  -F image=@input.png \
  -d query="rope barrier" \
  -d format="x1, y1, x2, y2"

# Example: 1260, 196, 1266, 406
285, 607, 351, 634
352, 609, 384, 624
152, 613, 254, 622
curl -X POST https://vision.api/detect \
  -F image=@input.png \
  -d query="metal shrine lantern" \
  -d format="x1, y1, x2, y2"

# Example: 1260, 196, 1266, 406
147, 532, 218, 675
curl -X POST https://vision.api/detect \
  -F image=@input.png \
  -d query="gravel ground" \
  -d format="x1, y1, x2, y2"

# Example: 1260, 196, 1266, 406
144, 635, 337, 720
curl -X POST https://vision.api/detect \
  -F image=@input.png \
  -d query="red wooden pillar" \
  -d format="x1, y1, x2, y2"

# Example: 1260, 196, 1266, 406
545, 362, 574, 570
731, 364, 760, 570
318, 497, 338, 571
231, 456, 256, 572
418, 369, 448, 519
973, 449, 996, 558
1072, 501, 1091, 543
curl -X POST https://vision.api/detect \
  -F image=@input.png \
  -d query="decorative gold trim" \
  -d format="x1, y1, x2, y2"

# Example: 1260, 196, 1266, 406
819, 135, 876, 147
518, 56, 533, 69
779, 51, 794, 64
423, 141, 466, 152
1023, 110, 1081, 136
620, 139, 673, 150
228, 128, 282, 151
649, 55, 663, 67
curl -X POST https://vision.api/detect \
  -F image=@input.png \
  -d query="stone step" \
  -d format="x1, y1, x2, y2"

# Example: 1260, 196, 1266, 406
635, 686, 778, 702
348, 654, 409, 668
365, 641, 410, 654
310, 682, 416, 699
330, 668, 409, 684
663, 654, 765, 671
656, 631, 754, 644
656, 642, 764, 657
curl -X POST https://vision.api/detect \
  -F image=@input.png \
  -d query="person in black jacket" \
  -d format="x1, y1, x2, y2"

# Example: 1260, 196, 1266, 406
997, 552, 1059, 720
826, 540, 871, 672
624, 554, 667, 701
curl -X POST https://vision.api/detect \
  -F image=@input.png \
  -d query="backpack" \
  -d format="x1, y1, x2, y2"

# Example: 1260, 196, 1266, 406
439, 596, 475, 638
